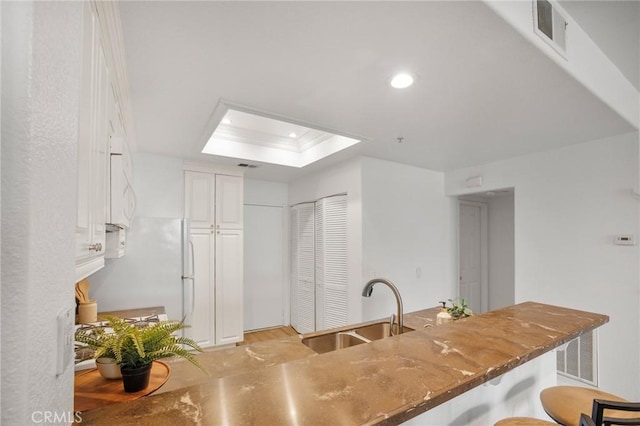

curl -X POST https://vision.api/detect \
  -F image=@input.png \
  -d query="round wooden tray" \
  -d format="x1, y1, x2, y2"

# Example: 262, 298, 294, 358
74, 361, 170, 412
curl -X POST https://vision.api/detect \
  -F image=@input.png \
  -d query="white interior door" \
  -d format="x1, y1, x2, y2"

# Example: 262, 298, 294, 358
459, 203, 482, 313
244, 205, 284, 331
315, 195, 348, 331
290, 203, 315, 334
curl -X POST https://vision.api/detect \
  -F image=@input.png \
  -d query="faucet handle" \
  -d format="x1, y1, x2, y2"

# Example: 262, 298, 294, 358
389, 314, 396, 336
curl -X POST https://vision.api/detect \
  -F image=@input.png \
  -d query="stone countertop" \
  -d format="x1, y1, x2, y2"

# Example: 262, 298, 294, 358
157, 336, 316, 394
156, 308, 438, 394
77, 302, 608, 425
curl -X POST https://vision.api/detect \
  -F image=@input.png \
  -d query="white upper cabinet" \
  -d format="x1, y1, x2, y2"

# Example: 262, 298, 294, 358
215, 174, 244, 230
76, 5, 108, 281
75, 2, 135, 281
184, 171, 215, 229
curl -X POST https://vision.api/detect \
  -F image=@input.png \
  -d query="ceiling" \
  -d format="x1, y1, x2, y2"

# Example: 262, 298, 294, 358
119, 1, 637, 182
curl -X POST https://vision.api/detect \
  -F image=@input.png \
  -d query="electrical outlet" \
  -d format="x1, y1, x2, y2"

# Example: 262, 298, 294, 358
57, 307, 75, 376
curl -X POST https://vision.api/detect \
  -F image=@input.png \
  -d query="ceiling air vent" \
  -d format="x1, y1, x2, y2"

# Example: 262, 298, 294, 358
237, 163, 258, 168
533, 0, 567, 58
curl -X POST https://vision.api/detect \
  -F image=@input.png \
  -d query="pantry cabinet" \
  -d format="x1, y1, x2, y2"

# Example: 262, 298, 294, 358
184, 167, 244, 347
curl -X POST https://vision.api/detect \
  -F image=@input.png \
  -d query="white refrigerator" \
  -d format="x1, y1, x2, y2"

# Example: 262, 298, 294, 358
91, 216, 195, 328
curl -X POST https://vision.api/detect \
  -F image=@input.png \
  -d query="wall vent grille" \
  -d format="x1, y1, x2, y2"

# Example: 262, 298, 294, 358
556, 329, 598, 386
533, 0, 568, 58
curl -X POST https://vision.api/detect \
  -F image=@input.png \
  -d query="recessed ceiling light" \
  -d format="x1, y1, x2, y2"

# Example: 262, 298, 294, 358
390, 73, 415, 89
221, 118, 232, 125
202, 102, 364, 168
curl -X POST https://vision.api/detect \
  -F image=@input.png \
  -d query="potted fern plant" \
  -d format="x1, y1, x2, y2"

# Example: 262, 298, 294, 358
75, 316, 206, 392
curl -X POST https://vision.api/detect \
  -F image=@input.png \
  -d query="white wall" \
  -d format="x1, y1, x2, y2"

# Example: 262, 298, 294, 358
245, 178, 287, 207
445, 132, 640, 400
133, 153, 184, 219
361, 157, 457, 321
1, 1, 82, 422
488, 194, 515, 310
289, 158, 363, 324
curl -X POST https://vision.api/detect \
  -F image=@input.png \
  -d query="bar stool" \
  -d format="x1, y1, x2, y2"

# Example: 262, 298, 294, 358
540, 386, 636, 426
587, 398, 640, 425
495, 417, 557, 425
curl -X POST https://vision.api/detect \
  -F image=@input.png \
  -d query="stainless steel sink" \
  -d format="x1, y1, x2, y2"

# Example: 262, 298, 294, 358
352, 322, 413, 341
301, 332, 367, 354
301, 321, 415, 354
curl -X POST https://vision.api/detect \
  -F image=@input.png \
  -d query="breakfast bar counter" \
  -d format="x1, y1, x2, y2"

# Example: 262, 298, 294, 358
77, 302, 608, 425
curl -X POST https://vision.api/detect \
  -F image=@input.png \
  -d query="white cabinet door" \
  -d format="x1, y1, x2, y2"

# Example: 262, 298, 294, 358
75, 5, 96, 267
290, 203, 315, 334
75, 5, 108, 281
215, 229, 244, 345
187, 228, 216, 348
185, 171, 215, 229
290, 196, 347, 333
215, 174, 243, 230
91, 42, 109, 251
315, 195, 348, 330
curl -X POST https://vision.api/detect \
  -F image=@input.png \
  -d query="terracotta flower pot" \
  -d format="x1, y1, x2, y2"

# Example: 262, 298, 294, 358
120, 363, 152, 393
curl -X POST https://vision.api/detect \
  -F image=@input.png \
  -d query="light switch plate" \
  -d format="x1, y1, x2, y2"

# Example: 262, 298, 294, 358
57, 307, 75, 376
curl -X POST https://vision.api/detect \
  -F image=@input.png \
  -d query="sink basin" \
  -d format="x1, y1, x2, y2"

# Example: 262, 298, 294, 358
301, 322, 415, 354
352, 322, 414, 341
302, 332, 367, 354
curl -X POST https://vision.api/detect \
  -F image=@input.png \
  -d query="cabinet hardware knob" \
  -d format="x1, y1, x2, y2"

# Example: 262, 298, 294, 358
89, 243, 103, 252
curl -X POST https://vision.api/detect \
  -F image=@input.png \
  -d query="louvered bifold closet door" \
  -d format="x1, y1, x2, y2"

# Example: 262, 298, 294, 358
290, 203, 315, 333
315, 195, 348, 330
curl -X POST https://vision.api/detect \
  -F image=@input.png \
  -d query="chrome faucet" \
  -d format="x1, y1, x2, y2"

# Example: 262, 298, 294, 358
362, 278, 404, 335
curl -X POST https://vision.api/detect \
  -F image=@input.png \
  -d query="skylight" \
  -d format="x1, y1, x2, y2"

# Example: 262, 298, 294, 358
201, 101, 362, 168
